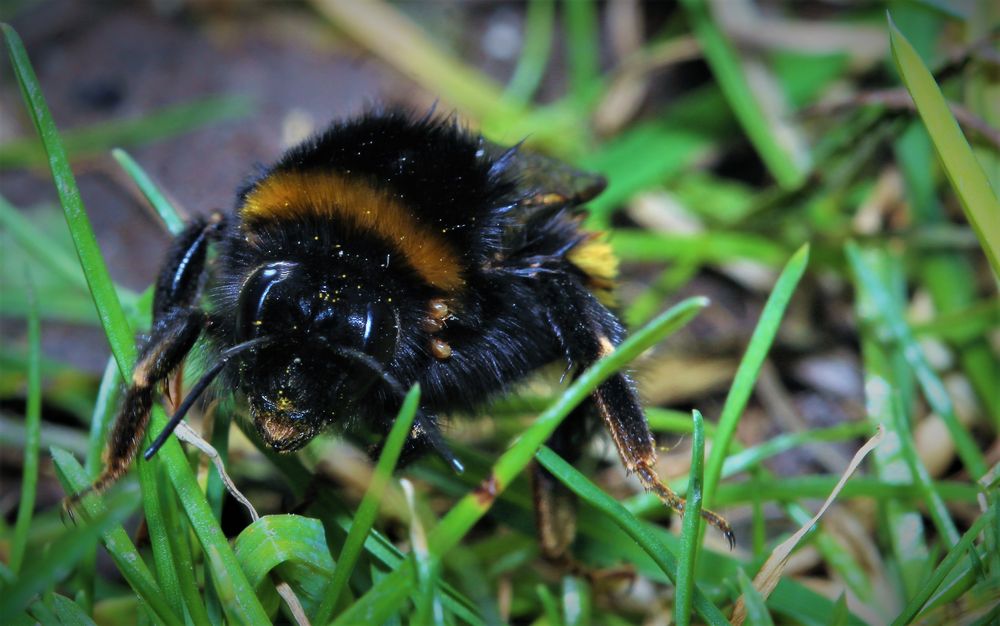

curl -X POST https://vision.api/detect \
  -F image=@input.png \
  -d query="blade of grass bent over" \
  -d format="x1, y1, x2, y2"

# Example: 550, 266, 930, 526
314, 385, 421, 624
334, 297, 712, 625
8, 281, 41, 574
889, 16, 1000, 277
703, 244, 810, 509
675, 410, 706, 626
1, 24, 269, 624
732, 426, 884, 625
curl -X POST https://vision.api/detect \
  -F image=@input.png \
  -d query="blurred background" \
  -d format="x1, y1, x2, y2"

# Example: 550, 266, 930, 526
1, 1, 998, 624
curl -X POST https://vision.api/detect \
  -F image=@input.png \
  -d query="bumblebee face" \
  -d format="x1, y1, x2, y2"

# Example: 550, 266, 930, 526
235, 260, 401, 451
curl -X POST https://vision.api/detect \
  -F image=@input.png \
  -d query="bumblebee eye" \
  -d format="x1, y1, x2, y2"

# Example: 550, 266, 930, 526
236, 261, 308, 340
358, 301, 399, 365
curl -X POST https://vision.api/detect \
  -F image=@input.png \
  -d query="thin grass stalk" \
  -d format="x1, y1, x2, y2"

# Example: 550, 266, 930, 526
9, 281, 41, 574
0, 195, 86, 291
702, 244, 810, 508
891, 508, 994, 625
503, 0, 556, 105
1, 24, 269, 623
890, 392, 961, 547
111, 148, 186, 233
674, 410, 706, 626
315, 385, 421, 623
564, 0, 600, 103
846, 241, 988, 479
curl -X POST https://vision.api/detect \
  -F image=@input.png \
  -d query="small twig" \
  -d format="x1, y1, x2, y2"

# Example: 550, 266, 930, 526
273, 576, 312, 626
805, 88, 1000, 150
173, 420, 259, 522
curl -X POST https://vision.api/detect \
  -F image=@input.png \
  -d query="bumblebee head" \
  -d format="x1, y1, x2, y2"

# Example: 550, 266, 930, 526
235, 260, 401, 451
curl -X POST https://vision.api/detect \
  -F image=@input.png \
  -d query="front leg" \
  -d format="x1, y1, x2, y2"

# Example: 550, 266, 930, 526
72, 217, 222, 503
90, 308, 205, 494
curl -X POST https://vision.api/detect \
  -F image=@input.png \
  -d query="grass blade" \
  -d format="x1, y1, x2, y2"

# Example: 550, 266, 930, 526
677, 0, 806, 188
0, 195, 86, 291
111, 148, 186, 234
703, 244, 810, 509
674, 409, 705, 626
2, 23, 270, 624
1, 23, 136, 374
0, 489, 138, 617
537, 447, 727, 625
0, 95, 251, 169
8, 281, 41, 574
846, 241, 988, 479
888, 16, 1000, 276
503, 0, 555, 105
315, 385, 421, 623
891, 508, 994, 625
50, 448, 183, 626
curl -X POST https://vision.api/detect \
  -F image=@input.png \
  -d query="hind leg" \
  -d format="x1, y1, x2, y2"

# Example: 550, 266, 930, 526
540, 275, 734, 548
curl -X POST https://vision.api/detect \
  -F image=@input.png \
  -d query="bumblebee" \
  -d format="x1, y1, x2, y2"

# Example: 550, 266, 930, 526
90, 110, 733, 554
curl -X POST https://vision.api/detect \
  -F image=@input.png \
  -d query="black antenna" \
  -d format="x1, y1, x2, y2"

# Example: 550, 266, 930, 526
143, 336, 271, 460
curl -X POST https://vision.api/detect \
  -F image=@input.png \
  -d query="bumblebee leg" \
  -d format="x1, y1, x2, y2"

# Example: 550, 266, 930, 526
69, 217, 222, 507
369, 412, 464, 473
532, 401, 597, 560
152, 212, 225, 320
85, 308, 205, 498
541, 276, 735, 548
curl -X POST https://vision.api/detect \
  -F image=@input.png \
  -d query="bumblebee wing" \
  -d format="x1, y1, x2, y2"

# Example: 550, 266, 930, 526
486, 140, 606, 215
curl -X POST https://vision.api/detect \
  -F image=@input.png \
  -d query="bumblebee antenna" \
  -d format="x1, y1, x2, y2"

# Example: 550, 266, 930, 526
327, 344, 464, 474
144, 336, 272, 461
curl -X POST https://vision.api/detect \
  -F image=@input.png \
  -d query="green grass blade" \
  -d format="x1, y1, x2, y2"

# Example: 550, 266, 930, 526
888, 16, 1000, 277
677, 0, 806, 188
564, 0, 600, 103
703, 244, 810, 508
0, 489, 138, 617
503, 0, 555, 105
0, 195, 86, 291
315, 385, 421, 623
2, 23, 136, 374
333, 296, 710, 624
8, 281, 40, 574
674, 410, 705, 626
537, 446, 727, 625
0, 95, 251, 169
890, 392, 961, 547
737, 568, 775, 626
846, 241, 988, 479
50, 448, 183, 626
891, 508, 994, 626
2, 23, 270, 624
111, 148, 186, 234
